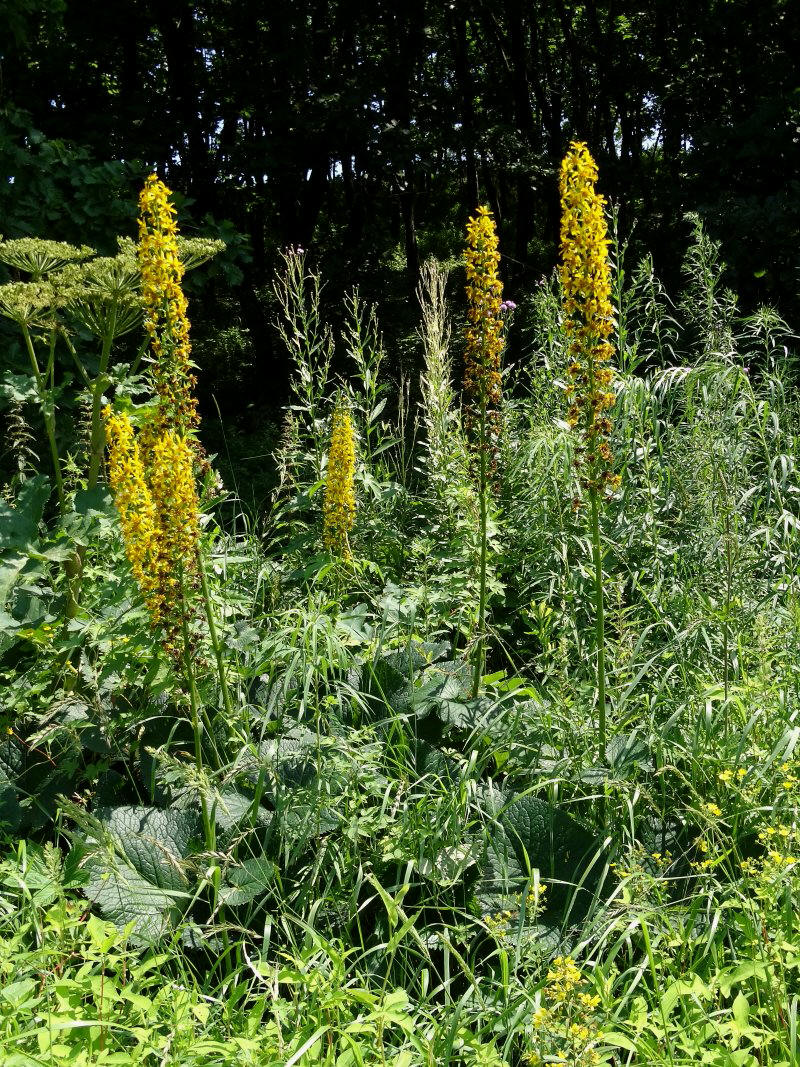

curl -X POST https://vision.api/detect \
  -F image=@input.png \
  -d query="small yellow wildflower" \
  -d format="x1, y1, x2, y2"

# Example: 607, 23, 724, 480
705, 802, 722, 817
718, 769, 733, 783
323, 408, 356, 559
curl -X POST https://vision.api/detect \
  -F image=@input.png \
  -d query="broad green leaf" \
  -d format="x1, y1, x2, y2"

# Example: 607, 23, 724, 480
0, 475, 50, 551
84, 805, 202, 942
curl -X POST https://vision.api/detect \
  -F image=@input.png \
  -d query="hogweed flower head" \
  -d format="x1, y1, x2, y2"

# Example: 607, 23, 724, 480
559, 142, 619, 500
103, 407, 201, 652
138, 174, 199, 437
0, 238, 95, 279
323, 407, 356, 559
463, 205, 503, 454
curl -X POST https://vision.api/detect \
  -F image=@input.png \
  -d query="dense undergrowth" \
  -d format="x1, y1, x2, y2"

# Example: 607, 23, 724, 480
0, 168, 799, 1066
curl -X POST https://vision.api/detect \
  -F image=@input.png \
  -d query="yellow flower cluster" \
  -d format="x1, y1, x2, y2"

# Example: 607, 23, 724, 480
528, 956, 603, 1066
104, 407, 200, 651
559, 142, 619, 500
464, 205, 503, 455
323, 408, 356, 559
103, 408, 163, 621
138, 174, 199, 437
485, 882, 548, 941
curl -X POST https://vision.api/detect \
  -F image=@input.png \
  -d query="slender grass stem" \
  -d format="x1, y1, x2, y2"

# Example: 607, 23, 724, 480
178, 585, 231, 976
197, 548, 235, 727
87, 309, 117, 489
589, 486, 607, 765
639, 916, 676, 1067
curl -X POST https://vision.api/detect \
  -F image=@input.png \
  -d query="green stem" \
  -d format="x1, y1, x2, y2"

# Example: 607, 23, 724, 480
63, 310, 118, 631
87, 308, 117, 489
130, 335, 150, 376
589, 486, 607, 764
197, 549, 235, 727
472, 400, 489, 698
639, 917, 677, 1067
21, 322, 64, 512
179, 579, 215, 857
180, 568, 231, 975
62, 334, 92, 389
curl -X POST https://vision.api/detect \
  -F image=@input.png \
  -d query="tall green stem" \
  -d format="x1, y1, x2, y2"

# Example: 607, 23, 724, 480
180, 568, 230, 973
87, 309, 117, 489
197, 550, 235, 726
21, 322, 64, 511
589, 486, 607, 764
63, 311, 118, 630
472, 400, 489, 698
178, 573, 218, 881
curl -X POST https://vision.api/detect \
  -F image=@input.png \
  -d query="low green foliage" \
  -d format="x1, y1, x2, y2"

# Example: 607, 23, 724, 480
2, 216, 800, 1065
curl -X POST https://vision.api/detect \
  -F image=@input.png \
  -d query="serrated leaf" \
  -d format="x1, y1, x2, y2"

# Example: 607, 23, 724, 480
0, 475, 50, 551
477, 791, 602, 912
220, 855, 275, 905
84, 805, 202, 942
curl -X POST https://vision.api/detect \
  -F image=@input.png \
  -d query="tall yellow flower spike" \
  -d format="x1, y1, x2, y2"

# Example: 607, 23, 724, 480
103, 407, 201, 650
463, 205, 503, 456
103, 408, 165, 626
323, 408, 356, 559
138, 174, 199, 437
559, 142, 619, 499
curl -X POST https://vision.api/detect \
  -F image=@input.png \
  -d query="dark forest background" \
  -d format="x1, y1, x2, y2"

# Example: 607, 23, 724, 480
1, 0, 799, 430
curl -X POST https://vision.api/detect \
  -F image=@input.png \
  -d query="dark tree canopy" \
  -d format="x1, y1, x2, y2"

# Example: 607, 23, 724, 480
2, 0, 799, 391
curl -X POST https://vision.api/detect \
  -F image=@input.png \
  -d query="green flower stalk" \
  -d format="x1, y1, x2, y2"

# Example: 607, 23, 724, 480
559, 141, 619, 766
464, 205, 503, 696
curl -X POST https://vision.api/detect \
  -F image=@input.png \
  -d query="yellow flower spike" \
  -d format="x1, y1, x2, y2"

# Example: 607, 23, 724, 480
463, 204, 503, 461
138, 174, 199, 437
559, 142, 618, 500
103, 407, 164, 627
104, 407, 201, 651
323, 407, 356, 560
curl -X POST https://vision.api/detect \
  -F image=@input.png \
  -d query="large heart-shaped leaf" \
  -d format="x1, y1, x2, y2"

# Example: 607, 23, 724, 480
477, 789, 602, 913
83, 805, 202, 943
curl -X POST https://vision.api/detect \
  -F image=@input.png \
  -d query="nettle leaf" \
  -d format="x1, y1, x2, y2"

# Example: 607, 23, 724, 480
335, 602, 373, 644
83, 805, 202, 943
279, 788, 342, 839
220, 854, 275, 906
418, 840, 481, 887
261, 723, 326, 785
607, 730, 653, 777
214, 788, 270, 837
0, 735, 77, 832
